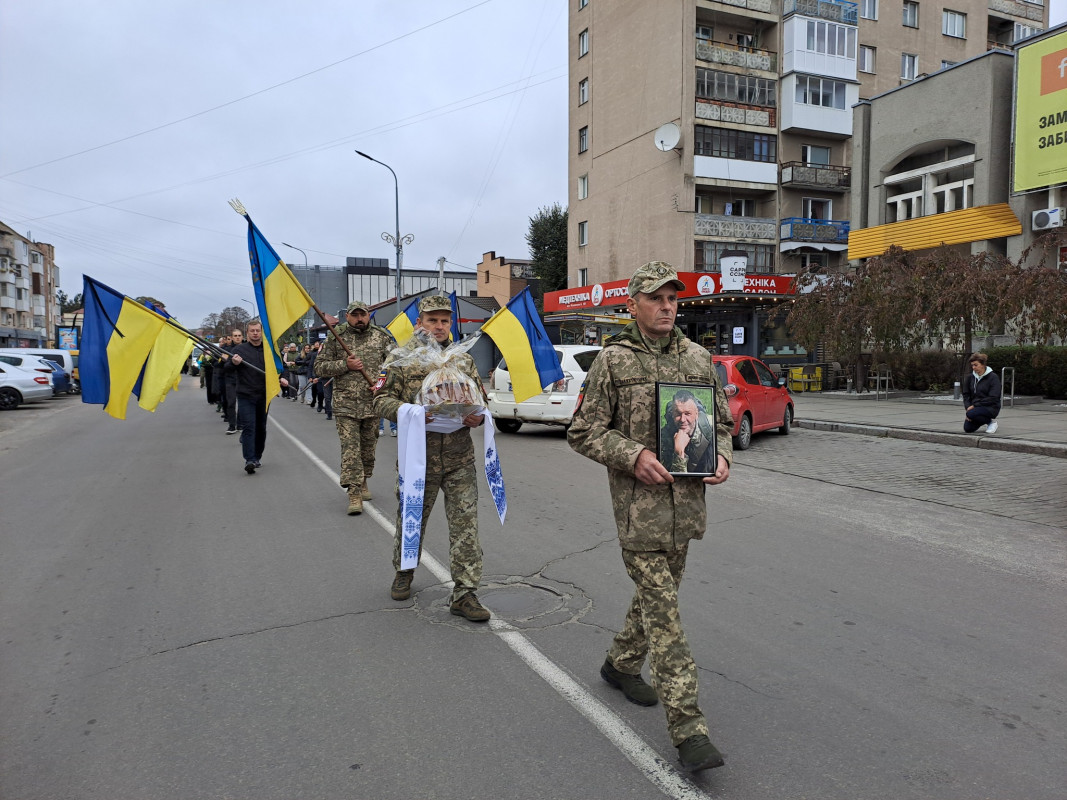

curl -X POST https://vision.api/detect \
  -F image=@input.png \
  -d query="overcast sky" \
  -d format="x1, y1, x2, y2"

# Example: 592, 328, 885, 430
0, 0, 567, 327
2, 1, 1064, 328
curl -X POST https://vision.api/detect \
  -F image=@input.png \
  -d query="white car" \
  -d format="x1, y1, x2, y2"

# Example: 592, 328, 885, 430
0, 361, 54, 410
486, 345, 602, 433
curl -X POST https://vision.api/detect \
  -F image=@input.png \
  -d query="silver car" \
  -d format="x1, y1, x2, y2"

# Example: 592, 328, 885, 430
0, 362, 54, 410
486, 345, 602, 433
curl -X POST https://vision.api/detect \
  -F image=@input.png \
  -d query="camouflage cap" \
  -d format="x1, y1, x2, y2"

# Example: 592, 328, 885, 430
418, 295, 453, 314
346, 300, 369, 313
628, 261, 685, 296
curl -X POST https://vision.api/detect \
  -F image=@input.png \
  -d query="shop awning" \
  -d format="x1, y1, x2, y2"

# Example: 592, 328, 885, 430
780, 241, 849, 252
847, 203, 1022, 260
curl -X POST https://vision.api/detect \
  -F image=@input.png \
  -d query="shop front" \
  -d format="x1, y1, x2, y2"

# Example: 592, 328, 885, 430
544, 271, 802, 362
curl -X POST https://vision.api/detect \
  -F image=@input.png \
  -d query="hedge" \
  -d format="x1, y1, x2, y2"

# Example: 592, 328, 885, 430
871, 346, 1067, 398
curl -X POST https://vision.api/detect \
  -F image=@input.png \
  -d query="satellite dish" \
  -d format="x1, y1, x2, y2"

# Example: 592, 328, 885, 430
654, 122, 681, 151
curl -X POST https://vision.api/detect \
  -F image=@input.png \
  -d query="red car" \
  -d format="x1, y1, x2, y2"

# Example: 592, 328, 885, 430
712, 355, 794, 450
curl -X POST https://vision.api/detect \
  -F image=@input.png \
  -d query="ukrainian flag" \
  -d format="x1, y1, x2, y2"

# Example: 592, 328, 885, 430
480, 287, 563, 403
136, 323, 195, 412
81, 276, 166, 420
386, 298, 420, 345
449, 291, 461, 342
239, 211, 314, 408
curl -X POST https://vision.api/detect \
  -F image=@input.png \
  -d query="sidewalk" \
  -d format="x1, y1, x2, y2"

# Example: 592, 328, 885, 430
792, 391, 1067, 459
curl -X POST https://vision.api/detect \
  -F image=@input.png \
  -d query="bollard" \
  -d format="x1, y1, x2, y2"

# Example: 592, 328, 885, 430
953, 381, 961, 399
846, 377, 854, 393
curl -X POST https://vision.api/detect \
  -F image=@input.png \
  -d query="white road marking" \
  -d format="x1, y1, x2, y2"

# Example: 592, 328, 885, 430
270, 416, 714, 800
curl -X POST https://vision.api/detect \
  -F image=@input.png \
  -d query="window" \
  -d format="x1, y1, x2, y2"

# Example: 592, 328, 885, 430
694, 126, 777, 162
578, 268, 588, 285
577, 174, 588, 200
1014, 23, 1039, 42
695, 68, 776, 107
902, 2, 919, 28
901, 53, 918, 80
860, 0, 877, 20
801, 145, 831, 165
578, 126, 588, 153
695, 195, 714, 214
942, 10, 966, 38
736, 33, 755, 52
695, 241, 774, 273
803, 198, 832, 219
795, 75, 848, 109
578, 78, 589, 105
804, 20, 857, 58
578, 221, 588, 246
799, 253, 826, 272
578, 0, 588, 8
941, 60, 957, 70
725, 198, 757, 216
578, 29, 589, 57
696, 25, 713, 40
859, 45, 876, 73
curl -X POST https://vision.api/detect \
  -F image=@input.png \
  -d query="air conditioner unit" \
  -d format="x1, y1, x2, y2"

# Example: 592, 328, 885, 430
1032, 207, 1065, 231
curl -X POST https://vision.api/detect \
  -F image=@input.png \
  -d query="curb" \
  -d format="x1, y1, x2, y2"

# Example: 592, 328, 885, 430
795, 419, 1067, 459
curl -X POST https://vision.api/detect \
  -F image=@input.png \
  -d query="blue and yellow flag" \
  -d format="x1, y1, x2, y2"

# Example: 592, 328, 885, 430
449, 291, 461, 343
136, 324, 195, 412
81, 276, 167, 420
237, 207, 314, 408
386, 298, 420, 345
479, 287, 563, 403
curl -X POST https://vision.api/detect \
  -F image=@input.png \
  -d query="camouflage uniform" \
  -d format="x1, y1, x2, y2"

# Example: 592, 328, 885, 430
315, 318, 394, 489
568, 310, 733, 747
371, 337, 483, 604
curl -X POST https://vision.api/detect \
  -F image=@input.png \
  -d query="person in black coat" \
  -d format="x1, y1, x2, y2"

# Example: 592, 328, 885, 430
962, 352, 1002, 434
226, 320, 288, 474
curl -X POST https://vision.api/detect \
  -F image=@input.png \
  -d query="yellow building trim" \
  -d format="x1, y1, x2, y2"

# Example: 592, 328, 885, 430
847, 204, 1022, 261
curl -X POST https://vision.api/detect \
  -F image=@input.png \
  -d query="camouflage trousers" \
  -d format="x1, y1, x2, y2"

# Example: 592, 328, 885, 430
391, 460, 482, 604
608, 544, 709, 746
335, 415, 378, 489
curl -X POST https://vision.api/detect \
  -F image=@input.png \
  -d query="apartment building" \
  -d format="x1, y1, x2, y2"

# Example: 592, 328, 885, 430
563, 0, 1050, 357
0, 221, 61, 348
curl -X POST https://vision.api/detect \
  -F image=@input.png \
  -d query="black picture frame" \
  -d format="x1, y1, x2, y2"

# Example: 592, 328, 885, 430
656, 382, 718, 477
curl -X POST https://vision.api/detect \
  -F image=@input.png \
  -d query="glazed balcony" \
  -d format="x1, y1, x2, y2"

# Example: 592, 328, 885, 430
783, 0, 858, 24
780, 217, 850, 243
780, 161, 851, 192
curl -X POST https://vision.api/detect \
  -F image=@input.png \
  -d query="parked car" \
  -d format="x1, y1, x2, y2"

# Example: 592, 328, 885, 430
0, 353, 58, 393
0, 362, 53, 410
486, 345, 603, 433
0, 347, 77, 380
712, 355, 793, 450
40, 359, 72, 395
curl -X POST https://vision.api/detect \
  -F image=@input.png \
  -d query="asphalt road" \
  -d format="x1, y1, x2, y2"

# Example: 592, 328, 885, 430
2, 380, 1064, 800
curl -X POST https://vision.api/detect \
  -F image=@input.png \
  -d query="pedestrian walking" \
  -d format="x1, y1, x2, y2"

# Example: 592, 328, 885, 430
226, 319, 288, 474
223, 329, 243, 433
568, 261, 734, 772
314, 301, 394, 514
372, 295, 490, 622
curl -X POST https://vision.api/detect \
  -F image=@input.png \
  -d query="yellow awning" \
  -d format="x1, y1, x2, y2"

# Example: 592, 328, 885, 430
847, 204, 1022, 260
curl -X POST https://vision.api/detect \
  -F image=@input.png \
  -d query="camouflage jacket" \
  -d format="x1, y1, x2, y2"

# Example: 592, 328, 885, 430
371, 341, 482, 470
314, 323, 394, 418
567, 322, 734, 551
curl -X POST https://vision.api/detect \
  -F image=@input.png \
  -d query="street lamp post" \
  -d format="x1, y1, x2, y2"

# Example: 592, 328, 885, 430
241, 298, 256, 320
355, 150, 413, 318
282, 243, 311, 343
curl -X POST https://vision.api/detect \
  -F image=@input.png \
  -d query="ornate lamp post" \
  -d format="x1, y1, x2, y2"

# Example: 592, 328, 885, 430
355, 150, 413, 318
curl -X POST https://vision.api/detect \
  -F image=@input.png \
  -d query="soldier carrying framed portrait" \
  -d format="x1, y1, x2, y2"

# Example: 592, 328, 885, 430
656, 382, 718, 476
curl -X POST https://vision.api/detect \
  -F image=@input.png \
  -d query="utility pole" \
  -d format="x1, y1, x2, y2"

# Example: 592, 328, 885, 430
437, 256, 446, 293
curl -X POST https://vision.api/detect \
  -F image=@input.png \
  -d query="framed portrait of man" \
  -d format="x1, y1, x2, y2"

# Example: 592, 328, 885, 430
656, 383, 717, 476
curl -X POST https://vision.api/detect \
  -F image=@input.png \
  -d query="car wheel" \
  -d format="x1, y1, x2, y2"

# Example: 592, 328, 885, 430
0, 387, 21, 411
495, 419, 522, 434
778, 405, 792, 435
733, 413, 753, 450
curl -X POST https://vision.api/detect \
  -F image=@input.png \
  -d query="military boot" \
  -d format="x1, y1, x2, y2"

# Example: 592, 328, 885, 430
390, 571, 413, 600
360, 479, 372, 500
600, 658, 659, 706
449, 593, 491, 622
346, 488, 363, 516
676, 734, 724, 772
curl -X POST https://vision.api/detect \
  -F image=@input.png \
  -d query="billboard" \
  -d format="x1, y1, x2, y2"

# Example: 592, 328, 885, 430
1014, 27, 1067, 193
544, 272, 796, 312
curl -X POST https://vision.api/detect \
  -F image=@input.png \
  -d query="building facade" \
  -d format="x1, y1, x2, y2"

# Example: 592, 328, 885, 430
475, 251, 539, 307
0, 222, 60, 348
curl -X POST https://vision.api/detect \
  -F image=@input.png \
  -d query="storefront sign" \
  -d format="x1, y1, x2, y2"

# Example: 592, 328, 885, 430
544, 272, 795, 311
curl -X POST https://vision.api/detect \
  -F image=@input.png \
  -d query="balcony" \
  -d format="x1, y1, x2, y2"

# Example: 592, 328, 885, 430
780, 161, 851, 192
784, 0, 858, 24
696, 38, 777, 71
0, 295, 14, 310
696, 99, 776, 128
701, 0, 778, 14
987, 0, 1044, 22
780, 217, 850, 243
696, 214, 777, 240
